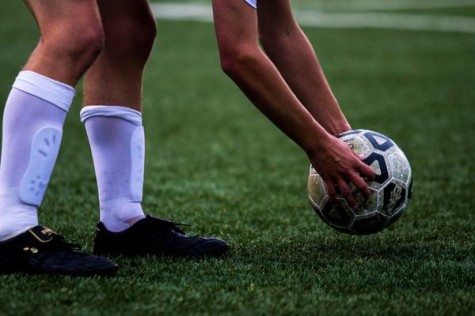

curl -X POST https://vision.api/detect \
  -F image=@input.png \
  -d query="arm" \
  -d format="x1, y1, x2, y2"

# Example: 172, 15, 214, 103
257, 0, 349, 136
212, 0, 374, 207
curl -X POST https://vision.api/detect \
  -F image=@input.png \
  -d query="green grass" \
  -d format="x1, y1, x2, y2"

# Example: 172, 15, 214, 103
1, 1, 475, 315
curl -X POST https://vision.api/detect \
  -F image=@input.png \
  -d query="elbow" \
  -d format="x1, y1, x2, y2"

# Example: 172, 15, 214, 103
219, 54, 235, 77
218, 46, 259, 81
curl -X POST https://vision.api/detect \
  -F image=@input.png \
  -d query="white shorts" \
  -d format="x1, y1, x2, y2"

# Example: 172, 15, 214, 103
244, 0, 257, 9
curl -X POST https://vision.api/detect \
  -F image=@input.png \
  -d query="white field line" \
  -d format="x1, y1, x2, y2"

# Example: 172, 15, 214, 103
150, 3, 475, 34
152, 3, 213, 22
295, 11, 475, 34
311, 0, 475, 11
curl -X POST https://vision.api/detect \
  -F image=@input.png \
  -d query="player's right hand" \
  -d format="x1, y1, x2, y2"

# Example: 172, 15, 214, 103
307, 135, 375, 209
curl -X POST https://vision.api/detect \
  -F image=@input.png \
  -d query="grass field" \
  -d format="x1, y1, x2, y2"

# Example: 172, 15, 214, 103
1, 1, 475, 315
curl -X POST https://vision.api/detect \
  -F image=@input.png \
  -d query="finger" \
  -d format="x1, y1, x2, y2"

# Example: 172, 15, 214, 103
337, 178, 356, 209
325, 178, 338, 205
358, 160, 376, 181
350, 172, 372, 200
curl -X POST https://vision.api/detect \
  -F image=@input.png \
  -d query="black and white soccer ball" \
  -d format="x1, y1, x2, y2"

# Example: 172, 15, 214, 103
307, 129, 413, 235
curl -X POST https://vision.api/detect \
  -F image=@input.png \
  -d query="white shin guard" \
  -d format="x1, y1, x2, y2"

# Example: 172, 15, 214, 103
130, 126, 145, 202
19, 127, 62, 206
81, 105, 146, 232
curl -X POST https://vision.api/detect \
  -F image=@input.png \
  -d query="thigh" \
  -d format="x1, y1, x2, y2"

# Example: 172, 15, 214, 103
24, 0, 102, 36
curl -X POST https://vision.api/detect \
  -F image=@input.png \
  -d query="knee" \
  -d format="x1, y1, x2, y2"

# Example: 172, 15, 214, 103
43, 23, 105, 72
71, 26, 105, 65
105, 16, 157, 64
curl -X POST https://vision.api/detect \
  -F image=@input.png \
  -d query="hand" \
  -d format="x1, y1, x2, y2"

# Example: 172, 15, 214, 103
307, 135, 375, 209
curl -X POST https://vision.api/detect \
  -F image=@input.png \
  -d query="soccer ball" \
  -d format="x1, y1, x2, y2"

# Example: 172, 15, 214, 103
307, 129, 413, 235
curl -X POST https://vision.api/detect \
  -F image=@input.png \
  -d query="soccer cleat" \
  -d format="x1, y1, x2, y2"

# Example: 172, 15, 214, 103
93, 215, 229, 257
0, 226, 118, 276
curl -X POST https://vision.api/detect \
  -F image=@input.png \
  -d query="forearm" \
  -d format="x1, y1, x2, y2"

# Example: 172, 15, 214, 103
223, 48, 333, 155
260, 24, 350, 136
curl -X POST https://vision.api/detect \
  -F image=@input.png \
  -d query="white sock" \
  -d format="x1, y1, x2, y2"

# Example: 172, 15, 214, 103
0, 71, 74, 240
81, 106, 146, 232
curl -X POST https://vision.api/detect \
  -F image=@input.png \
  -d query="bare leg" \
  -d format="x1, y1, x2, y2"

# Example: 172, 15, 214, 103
83, 0, 157, 111
0, 0, 113, 276
81, 0, 156, 231
0, 0, 104, 240
23, 0, 104, 86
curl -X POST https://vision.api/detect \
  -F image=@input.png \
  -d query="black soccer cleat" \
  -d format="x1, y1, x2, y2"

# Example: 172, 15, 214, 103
93, 215, 229, 257
0, 226, 118, 276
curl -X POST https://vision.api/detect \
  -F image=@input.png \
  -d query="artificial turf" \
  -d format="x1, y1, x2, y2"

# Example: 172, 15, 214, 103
0, 1, 474, 315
